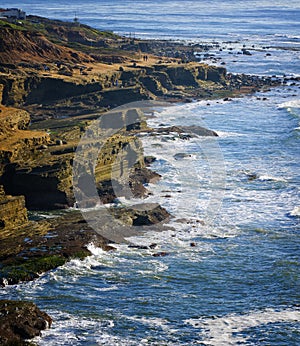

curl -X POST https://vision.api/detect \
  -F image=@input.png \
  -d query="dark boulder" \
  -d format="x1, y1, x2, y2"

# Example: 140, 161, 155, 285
0, 300, 52, 345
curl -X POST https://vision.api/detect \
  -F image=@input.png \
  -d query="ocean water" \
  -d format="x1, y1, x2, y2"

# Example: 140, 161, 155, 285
1, 1, 300, 345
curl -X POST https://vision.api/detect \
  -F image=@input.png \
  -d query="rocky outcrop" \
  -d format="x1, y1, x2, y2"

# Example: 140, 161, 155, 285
0, 106, 50, 179
0, 203, 171, 286
0, 129, 50, 166
26, 77, 103, 105
0, 75, 104, 106
152, 63, 227, 89
3, 157, 74, 210
145, 125, 218, 138
0, 210, 113, 286
0, 186, 28, 234
0, 106, 30, 135
0, 300, 52, 345
111, 203, 170, 226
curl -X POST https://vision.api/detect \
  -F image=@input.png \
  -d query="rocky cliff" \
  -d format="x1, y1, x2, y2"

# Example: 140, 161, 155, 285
0, 186, 28, 235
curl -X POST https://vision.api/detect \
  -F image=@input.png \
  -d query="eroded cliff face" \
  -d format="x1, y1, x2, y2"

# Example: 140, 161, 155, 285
0, 98, 152, 210
0, 106, 50, 178
0, 106, 30, 135
0, 62, 227, 109
0, 74, 102, 106
0, 186, 28, 235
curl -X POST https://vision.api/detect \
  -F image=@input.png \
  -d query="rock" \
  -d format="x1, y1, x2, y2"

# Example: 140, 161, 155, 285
149, 243, 158, 249
128, 243, 157, 250
174, 153, 192, 160
247, 173, 258, 181
128, 244, 149, 250
152, 252, 169, 257
4, 158, 74, 210
242, 49, 252, 56
0, 186, 28, 233
0, 107, 30, 135
0, 210, 114, 286
110, 203, 170, 227
150, 125, 218, 137
0, 300, 52, 345
144, 155, 156, 166
0, 24, 93, 66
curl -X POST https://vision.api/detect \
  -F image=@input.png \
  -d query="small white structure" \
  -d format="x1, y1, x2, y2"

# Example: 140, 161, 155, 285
0, 8, 26, 20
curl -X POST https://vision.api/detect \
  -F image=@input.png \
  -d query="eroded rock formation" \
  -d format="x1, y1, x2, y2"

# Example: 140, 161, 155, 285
0, 300, 52, 345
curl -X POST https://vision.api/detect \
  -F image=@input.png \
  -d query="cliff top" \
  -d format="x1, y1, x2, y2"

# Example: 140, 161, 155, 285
0, 14, 200, 68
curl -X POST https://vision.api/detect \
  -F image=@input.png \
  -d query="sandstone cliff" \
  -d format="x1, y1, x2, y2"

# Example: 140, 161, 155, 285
0, 186, 28, 236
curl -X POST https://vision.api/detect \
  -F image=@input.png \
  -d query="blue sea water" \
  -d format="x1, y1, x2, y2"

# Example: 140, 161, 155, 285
1, 1, 300, 345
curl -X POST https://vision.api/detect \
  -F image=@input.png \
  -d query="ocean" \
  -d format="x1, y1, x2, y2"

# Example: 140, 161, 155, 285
1, 1, 300, 345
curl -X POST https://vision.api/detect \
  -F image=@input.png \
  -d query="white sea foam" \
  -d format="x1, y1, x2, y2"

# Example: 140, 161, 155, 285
33, 311, 135, 346
185, 308, 300, 346
258, 174, 288, 183
34, 309, 176, 346
215, 130, 245, 138
278, 99, 300, 109
124, 314, 169, 329
87, 243, 107, 256
289, 206, 300, 217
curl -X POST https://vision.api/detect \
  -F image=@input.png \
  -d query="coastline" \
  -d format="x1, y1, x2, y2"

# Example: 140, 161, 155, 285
0, 13, 296, 345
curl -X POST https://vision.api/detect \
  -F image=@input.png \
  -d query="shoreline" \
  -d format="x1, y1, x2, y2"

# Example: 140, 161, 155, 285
0, 13, 295, 345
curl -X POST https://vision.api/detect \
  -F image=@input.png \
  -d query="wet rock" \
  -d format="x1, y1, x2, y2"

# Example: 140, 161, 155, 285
152, 252, 169, 257
128, 244, 149, 250
149, 243, 158, 249
247, 173, 258, 181
0, 210, 114, 286
174, 153, 192, 160
128, 243, 157, 250
242, 49, 252, 56
144, 155, 156, 166
111, 203, 170, 227
150, 125, 218, 137
0, 300, 52, 345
